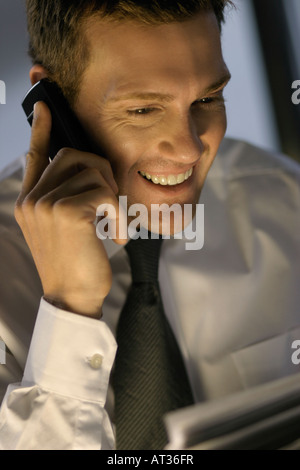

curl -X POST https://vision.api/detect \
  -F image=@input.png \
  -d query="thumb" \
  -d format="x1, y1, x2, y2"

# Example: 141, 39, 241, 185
21, 101, 52, 197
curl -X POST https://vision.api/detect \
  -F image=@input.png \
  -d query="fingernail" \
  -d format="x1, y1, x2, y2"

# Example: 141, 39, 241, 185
33, 101, 40, 118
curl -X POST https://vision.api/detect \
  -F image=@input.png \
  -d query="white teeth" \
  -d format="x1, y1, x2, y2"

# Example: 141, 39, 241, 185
167, 175, 177, 186
177, 173, 185, 184
140, 168, 193, 186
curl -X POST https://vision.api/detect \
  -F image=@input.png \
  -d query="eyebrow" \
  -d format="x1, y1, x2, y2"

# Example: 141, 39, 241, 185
105, 72, 232, 104
203, 72, 232, 95
106, 91, 174, 104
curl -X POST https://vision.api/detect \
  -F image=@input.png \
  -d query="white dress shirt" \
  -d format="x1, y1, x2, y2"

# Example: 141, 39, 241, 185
0, 138, 299, 449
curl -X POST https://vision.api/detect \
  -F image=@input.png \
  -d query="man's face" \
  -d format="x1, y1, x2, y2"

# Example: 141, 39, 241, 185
74, 11, 230, 233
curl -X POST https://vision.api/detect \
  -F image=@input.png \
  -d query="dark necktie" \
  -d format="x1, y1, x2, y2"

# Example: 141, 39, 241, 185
113, 235, 194, 450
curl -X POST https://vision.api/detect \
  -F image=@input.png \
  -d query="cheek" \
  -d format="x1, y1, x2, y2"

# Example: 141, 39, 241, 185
203, 108, 227, 142
104, 133, 144, 176
202, 110, 227, 163
195, 111, 227, 181
100, 130, 150, 197
215, 111, 227, 141
80, 114, 144, 179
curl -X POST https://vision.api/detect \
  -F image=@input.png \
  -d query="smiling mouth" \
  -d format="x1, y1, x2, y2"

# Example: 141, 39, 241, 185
139, 167, 193, 186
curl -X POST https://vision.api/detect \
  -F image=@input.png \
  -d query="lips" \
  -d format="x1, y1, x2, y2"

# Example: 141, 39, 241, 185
139, 167, 193, 186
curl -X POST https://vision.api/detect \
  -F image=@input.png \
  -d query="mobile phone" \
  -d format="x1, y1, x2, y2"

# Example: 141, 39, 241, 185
22, 78, 94, 160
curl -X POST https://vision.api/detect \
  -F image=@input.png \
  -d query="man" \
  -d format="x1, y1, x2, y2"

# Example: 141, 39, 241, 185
0, 0, 300, 450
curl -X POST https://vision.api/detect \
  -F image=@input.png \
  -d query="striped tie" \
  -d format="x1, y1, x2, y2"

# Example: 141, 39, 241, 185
113, 235, 194, 450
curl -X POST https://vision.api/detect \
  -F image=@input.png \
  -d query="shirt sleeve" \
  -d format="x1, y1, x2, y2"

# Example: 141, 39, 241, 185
0, 298, 117, 450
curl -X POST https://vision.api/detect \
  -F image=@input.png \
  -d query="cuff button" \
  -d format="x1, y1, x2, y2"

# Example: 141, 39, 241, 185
89, 353, 103, 370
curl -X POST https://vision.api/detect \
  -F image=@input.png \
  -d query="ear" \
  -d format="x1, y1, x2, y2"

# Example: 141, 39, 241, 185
29, 65, 49, 85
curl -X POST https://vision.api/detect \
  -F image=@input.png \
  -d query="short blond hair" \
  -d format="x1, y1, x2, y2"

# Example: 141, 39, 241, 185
26, 0, 234, 106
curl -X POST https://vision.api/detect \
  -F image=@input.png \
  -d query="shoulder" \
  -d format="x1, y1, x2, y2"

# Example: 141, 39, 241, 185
209, 137, 300, 180
0, 156, 42, 370
203, 138, 300, 218
199, 137, 300, 279
0, 155, 26, 229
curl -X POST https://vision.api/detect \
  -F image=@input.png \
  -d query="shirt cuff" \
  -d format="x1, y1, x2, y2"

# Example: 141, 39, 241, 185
22, 298, 117, 404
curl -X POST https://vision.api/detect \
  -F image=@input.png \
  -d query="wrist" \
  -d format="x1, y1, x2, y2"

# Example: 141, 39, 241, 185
43, 295, 103, 319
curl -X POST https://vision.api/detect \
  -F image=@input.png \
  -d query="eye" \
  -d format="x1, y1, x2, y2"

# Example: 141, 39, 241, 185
195, 97, 214, 104
127, 107, 156, 117
192, 92, 226, 110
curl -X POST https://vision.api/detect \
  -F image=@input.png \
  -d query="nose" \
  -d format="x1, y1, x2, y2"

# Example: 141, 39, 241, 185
157, 113, 204, 164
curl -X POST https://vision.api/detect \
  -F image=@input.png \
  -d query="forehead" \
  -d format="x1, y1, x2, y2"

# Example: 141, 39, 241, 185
82, 12, 226, 97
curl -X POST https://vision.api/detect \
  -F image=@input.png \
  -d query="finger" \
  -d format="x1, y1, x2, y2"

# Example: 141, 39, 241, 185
31, 147, 119, 198
36, 167, 112, 205
73, 152, 119, 195
52, 186, 120, 226
21, 101, 52, 197
47, 184, 127, 244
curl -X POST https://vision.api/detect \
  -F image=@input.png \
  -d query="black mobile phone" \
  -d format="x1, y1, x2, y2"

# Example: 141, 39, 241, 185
22, 78, 94, 160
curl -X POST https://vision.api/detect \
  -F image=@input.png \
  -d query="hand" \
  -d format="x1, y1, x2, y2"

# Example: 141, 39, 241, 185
15, 101, 126, 318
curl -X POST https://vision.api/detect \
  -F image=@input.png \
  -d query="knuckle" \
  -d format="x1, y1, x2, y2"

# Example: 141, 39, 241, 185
14, 200, 23, 223
84, 167, 103, 182
26, 150, 34, 161
100, 158, 111, 169
52, 198, 80, 224
55, 147, 74, 161
53, 197, 71, 216
14, 194, 36, 223
99, 186, 116, 203
25, 151, 36, 168
101, 158, 114, 174
21, 194, 36, 213
34, 196, 52, 215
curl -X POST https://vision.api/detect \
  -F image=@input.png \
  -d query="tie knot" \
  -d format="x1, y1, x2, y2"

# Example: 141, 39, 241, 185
125, 235, 163, 283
